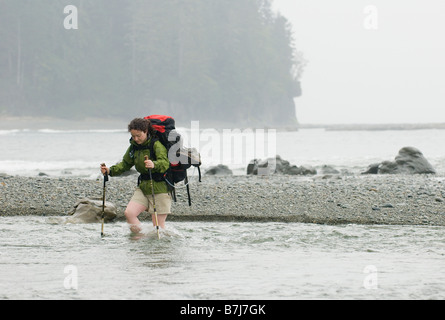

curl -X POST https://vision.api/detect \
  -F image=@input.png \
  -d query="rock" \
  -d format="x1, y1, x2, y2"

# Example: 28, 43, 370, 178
256, 155, 291, 175
377, 161, 399, 174
320, 165, 340, 175
66, 198, 117, 224
362, 163, 380, 174
205, 164, 233, 175
362, 147, 436, 175
246, 159, 258, 175
394, 147, 436, 174
298, 165, 317, 175
247, 155, 317, 176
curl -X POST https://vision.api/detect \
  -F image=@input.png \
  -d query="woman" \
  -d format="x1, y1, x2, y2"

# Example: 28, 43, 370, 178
100, 118, 171, 233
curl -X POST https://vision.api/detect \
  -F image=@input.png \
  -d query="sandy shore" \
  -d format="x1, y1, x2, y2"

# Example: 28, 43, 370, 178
1, 173, 445, 226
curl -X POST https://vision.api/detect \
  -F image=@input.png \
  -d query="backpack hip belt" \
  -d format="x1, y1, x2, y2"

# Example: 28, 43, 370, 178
137, 172, 166, 185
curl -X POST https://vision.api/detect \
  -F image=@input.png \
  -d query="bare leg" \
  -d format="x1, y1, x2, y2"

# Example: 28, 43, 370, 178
125, 201, 147, 233
152, 214, 168, 229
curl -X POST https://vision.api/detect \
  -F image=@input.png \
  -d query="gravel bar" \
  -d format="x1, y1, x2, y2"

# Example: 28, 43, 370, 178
1, 173, 445, 226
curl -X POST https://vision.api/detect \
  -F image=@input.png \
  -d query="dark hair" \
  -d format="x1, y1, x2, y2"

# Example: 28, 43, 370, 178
128, 118, 155, 136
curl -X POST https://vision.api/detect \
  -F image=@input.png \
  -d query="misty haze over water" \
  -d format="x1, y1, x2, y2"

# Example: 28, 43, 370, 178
0, 0, 303, 128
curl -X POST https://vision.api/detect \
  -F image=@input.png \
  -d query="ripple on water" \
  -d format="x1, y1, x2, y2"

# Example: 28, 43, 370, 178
0, 217, 444, 299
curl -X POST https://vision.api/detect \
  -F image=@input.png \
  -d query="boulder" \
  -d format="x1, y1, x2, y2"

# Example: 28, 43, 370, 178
246, 159, 258, 175
393, 147, 436, 174
319, 165, 340, 175
297, 165, 317, 175
205, 164, 233, 175
247, 155, 317, 176
66, 198, 117, 224
362, 147, 436, 175
362, 163, 380, 174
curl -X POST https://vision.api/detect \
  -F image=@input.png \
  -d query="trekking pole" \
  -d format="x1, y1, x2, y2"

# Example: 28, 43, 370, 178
145, 155, 160, 240
100, 163, 109, 237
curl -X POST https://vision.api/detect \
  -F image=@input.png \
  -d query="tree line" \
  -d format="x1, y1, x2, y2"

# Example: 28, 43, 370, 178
0, 0, 304, 126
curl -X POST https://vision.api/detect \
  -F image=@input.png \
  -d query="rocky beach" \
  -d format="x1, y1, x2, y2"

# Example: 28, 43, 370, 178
1, 172, 444, 226
1, 118, 445, 226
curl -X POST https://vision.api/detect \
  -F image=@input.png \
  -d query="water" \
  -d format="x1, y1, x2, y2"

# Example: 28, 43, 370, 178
0, 217, 444, 300
1, 125, 445, 299
1, 127, 445, 177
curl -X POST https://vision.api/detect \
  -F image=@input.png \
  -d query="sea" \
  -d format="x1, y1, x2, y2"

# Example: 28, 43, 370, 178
1, 123, 445, 300
1, 124, 445, 178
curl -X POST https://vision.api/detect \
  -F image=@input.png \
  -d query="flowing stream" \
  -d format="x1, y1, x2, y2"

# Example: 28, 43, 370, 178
1, 217, 444, 299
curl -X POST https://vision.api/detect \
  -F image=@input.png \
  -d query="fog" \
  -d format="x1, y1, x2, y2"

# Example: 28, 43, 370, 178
0, 1, 301, 128
273, 0, 445, 124
1, 1, 445, 126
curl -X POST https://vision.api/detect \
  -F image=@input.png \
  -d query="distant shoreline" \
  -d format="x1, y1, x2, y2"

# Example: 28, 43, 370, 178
298, 123, 445, 131
2, 115, 445, 131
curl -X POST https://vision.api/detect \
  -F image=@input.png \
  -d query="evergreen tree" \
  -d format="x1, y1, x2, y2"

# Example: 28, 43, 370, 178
0, 0, 304, 126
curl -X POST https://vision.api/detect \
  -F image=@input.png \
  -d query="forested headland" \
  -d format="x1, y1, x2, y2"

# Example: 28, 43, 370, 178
0, 0, 304, 126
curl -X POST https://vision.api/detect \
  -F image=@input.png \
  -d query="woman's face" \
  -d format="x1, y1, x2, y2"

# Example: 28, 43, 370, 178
130, 129, 148, 145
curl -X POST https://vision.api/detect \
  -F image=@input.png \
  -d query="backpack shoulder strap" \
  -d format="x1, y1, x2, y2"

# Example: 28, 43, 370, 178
148, 136, 159, 161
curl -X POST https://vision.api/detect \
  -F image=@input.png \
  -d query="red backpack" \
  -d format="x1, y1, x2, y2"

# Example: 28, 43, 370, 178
144, 115, 201, 206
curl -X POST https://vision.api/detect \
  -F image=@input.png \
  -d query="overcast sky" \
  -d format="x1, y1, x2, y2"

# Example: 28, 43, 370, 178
272, 0, 445, 124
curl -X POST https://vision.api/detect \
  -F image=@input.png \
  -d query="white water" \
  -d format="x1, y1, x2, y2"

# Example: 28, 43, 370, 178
0, 217, 444, 300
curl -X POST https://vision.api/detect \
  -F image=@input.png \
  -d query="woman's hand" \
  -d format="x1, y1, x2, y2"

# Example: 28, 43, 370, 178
144, 159, 155, 169
100, 163, 110, 175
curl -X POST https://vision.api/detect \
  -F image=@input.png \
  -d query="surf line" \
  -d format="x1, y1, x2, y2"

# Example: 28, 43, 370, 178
180, 304, 214, 318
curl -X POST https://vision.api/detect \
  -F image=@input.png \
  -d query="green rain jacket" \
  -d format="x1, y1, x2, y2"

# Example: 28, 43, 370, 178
109, 137, 170, 195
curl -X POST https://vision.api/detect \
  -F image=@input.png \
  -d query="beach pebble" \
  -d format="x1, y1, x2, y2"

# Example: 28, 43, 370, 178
0, 174, 444, 226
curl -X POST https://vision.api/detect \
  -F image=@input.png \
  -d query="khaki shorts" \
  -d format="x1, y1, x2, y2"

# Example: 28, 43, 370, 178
130, 187, 172, 214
